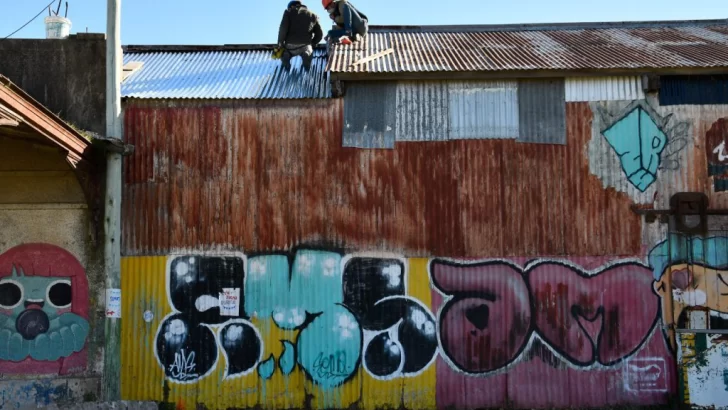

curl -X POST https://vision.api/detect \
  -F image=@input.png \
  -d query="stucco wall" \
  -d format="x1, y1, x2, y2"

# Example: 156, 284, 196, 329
0, 34, 106, 135
0, 135, 104, 408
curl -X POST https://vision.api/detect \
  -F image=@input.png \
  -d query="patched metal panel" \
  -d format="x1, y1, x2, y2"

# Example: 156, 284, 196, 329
518, 79, 566, 144
343, 82, 396, 148
449, 81, 519, 139
565, 76, 645, 102
678, 333, 728, 409
660, 75, 728, 105
395, 81, 449, 141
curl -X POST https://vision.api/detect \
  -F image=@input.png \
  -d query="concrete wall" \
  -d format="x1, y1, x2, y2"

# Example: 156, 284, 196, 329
0, 135, 104, 409
0, 34, 106, 135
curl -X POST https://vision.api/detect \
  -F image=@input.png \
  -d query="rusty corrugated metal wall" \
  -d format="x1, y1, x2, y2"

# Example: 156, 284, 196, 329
120, 80, 728, 409
122, 98, 642, 257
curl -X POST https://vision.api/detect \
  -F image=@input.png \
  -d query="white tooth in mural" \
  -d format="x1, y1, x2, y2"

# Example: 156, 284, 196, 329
226, 325, 243, 341
323, 258, 337, 277
383, 265, 401, 288
169, 319, 186, 336
195, 295, 219, 312
673, 289, 707, 306
175, 262, 189, 277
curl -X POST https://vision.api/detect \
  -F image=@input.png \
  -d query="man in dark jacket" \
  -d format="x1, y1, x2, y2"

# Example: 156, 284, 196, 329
278, 1, 324, 71
323, 0, 368, 44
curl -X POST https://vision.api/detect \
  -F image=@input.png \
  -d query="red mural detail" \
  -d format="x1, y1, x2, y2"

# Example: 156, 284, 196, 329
706, 118, 728, 191
432, 260, 661, 372
433, 261, 532, 373
432, 257, 674, 409
0, 244, 89, 375
529, 262, 659, 366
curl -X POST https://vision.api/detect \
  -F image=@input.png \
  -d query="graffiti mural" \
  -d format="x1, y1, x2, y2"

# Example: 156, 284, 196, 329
649, 234, 728, 332
706, 118, 728, 192
589, 100, 690, 197
155, 255, 262, 383
649, 234, 728, 408
0, 244, 89, 375
431, 259, 660, 374
342, 257, 438, 379
133, 250, 676, 408
155, 251, 439, 388
602, 105, 668, 192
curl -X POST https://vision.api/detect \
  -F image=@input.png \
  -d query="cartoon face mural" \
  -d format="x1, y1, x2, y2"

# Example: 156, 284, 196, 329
589, 100, 691, 198
0, 244, 89, 375
602, 105, 668, 192
649, 235, 728, 330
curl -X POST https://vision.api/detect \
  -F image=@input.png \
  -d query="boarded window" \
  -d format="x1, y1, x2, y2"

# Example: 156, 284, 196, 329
448, 81, 519, 140
518, 79, 566, 145
660, 75, 728, 106
395, 81, 449, 142
343, 82, 396, 148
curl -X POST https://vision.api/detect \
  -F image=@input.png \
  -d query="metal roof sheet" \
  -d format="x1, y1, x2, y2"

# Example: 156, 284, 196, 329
328, 20, 728, 74
122, 48, 331, 99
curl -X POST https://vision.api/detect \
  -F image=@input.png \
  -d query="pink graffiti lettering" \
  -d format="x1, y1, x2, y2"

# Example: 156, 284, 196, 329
431, 260, 659, 374
433, 261, 532, 373
529, 262, 658, 366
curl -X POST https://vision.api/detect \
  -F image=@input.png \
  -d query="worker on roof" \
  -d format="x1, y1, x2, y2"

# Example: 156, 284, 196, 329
322, 0, 369, 45
277, 1, 324, 71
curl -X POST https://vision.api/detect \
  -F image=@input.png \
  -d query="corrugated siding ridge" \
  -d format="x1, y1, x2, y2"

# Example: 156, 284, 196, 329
565, 76, 646, 102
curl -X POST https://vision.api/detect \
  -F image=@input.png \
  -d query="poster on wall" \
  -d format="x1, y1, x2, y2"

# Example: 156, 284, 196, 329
220, 288, 240, 317
106, 289, 121, 318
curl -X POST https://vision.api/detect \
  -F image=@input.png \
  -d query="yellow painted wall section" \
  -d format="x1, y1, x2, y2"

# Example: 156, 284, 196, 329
121, 256, 437, 410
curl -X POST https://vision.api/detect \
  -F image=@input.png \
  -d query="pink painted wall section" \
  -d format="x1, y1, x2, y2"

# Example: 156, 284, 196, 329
431, 257, 675, 409
0, 244, 90, 375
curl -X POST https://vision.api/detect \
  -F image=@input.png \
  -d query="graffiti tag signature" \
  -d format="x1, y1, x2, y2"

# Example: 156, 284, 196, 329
714, 141, 728, 162
312, 351, 349, 380
169, 349, 198, 381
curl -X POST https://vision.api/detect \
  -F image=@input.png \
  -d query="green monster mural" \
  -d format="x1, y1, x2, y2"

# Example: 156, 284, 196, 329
0, 244, 89, 375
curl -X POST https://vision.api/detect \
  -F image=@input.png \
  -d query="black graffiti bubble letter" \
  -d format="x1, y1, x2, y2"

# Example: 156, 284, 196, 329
156, 255, 253, 383
343, 258, 438, 378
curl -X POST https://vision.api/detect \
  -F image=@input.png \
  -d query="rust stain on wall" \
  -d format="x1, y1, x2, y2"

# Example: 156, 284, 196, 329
123, 100, 640, 257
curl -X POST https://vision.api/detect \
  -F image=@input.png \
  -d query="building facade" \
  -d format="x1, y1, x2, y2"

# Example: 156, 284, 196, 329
118, 20, 728, 409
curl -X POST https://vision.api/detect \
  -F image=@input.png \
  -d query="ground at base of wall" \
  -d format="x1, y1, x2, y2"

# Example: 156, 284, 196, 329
154, 405, 683, 410
45, 401, 157, 410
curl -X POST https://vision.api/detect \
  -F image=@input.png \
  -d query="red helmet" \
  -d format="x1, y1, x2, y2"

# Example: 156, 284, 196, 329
322, 0, 334, 8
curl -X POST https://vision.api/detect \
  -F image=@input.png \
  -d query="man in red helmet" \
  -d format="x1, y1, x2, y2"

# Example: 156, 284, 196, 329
278, 1, 324, 71
322, 0, 368, 44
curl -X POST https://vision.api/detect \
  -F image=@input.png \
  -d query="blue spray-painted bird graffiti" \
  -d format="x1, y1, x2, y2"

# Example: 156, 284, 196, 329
602, 106, 668, 192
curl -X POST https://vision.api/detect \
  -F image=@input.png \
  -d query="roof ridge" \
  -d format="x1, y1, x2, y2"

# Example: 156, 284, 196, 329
123, 44, 328, 53
368, 18, 728, 33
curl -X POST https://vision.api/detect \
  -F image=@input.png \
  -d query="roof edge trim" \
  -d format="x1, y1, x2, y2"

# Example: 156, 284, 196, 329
367, 18, 728, 33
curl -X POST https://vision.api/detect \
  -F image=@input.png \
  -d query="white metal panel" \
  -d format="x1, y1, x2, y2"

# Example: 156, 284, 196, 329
565, 76, 645, 102
395, 81, 449, 141
448, 81, 519, 139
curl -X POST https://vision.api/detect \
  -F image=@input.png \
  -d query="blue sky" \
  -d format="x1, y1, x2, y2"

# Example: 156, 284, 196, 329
1, 0, 727, 45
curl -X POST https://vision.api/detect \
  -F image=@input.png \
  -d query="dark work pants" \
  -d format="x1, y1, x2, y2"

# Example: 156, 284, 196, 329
281, 45, 313, 71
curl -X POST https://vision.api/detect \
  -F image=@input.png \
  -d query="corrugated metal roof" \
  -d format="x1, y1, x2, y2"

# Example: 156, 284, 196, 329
328, 20, 728, 74
122, 48, 331, 99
